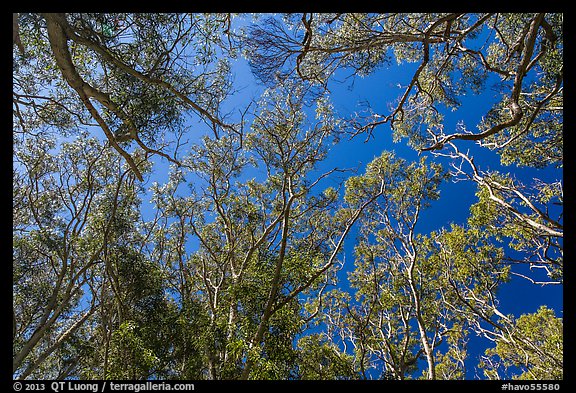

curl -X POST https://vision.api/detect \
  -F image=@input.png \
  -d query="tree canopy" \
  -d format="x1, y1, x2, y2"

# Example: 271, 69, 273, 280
13, 13, 562, 381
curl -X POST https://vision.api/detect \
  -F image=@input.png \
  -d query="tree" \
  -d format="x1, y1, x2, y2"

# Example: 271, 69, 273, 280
14, 13, 240, 181
245, 13, 563, 285
315, 153, 512, 380
13, 132, 146, 378
479, 306, 563, 380
145, 81, 380, 379
446, 142, 563, 284
13, 13, 562, 380
245, 13, 562, 153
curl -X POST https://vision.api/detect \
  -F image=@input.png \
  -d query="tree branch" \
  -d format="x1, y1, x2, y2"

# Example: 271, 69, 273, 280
42, 13, 144, 181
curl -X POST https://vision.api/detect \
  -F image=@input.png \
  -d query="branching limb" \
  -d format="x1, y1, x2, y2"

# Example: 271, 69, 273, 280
42, 13, 144, 181
420, 13, 545, 152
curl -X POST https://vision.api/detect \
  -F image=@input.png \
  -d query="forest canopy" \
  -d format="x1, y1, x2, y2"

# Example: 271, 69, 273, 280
13, 13, 563, 380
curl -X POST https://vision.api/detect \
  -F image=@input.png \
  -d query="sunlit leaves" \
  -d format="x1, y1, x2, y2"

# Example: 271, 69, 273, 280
106, 321, 159, 380
296, 334, 356, 380
480, 306, 562, 380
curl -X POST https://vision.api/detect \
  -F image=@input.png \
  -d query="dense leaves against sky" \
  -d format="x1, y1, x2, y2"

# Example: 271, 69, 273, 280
13, 13, 562, 380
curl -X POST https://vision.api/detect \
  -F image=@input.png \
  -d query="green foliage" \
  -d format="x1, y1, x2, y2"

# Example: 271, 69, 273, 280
13, 12, 562, 381
106, 321, 159, 379
480, 306, 563, 380
296, 335, 357, 380
434, 325, 468, 380
468, 172, 562, 282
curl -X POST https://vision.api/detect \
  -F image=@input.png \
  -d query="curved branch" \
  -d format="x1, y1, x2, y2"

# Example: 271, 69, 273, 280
42, 13, 144, 181
421, 13, 545, 152
60, 19, 235, 138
